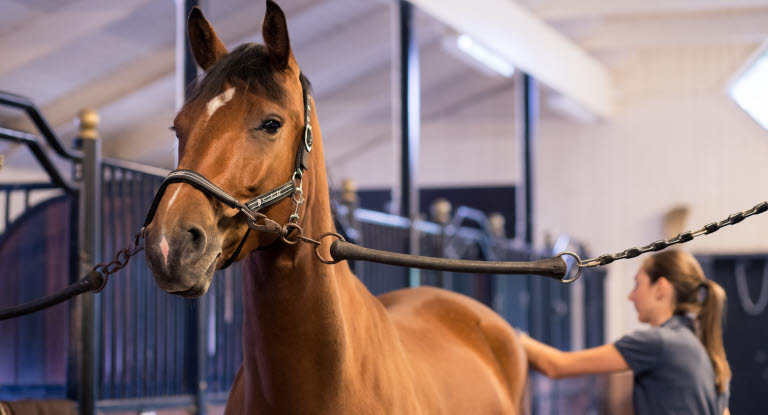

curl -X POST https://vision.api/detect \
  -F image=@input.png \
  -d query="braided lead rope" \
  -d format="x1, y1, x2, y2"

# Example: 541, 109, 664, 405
573, 201, 768, 270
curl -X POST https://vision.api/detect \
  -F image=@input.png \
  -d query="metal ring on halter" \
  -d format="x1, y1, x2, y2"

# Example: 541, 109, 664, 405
281, 223, 303, 245
556, 251, 583, 284
291, 171, 303, 187
314, 232, 346, 265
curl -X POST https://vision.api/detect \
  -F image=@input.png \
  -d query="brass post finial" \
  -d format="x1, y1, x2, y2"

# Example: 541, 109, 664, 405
78, 108, 100, 140
488, 212, 506, 238
341, 178, 358, 205
430, 198, 452, 225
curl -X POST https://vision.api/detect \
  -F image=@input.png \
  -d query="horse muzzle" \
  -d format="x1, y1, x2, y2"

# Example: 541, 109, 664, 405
144, 222, 221, 296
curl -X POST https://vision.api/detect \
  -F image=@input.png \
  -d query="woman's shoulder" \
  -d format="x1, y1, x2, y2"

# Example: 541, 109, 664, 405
657, 316, 700, 348
617, 325, 665, 347
614, 327, 664, 374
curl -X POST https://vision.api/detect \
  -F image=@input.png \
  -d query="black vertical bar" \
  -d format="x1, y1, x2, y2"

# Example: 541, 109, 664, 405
121, 175, 130, 398
121, 169, 129, 397
66, 187, 80, 401
521, 73, 541, 336
183, 0, 199, 102
398, 0, 421, 287
517, 72, 541, 413
78, 134, 102, 415
106, 167, 116, 399
522, 73, 537, 245
101, 166, 110, 399
398, 0, 419, 220
4, 190, 10, 229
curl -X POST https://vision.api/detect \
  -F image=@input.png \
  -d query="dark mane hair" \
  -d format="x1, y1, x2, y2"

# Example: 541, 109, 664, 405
190, 43, 311, 103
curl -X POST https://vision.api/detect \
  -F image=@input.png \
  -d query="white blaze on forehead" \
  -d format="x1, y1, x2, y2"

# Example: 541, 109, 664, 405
206, 87, 236, 120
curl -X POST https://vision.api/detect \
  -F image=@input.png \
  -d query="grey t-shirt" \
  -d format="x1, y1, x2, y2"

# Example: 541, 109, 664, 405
614, 315, 729, 415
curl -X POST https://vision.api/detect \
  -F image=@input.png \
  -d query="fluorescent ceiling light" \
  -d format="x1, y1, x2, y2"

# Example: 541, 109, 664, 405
447, 34, 515, 78
729, 52, 768, 131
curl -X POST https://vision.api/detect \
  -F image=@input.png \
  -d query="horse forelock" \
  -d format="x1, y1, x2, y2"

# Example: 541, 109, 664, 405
189, 43, 312, 106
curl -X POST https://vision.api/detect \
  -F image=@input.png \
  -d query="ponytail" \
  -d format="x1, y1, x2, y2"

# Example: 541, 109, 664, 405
644, 250, 731, 393
699, 279, 731, 393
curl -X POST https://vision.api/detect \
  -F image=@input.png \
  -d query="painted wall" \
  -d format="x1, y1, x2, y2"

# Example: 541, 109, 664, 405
538, 44, 768, 341
325, 43, 768, 342
3, 43, 767, 344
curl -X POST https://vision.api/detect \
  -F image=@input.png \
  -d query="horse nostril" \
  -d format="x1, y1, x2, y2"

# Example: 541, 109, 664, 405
179, 224, 207, 264
188, 225, 205, 244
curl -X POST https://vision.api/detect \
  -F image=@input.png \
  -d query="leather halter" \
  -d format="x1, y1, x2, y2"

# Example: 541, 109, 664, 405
142, 86, 314, 269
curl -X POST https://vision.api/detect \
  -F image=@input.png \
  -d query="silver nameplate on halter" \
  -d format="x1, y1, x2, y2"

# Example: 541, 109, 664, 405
247, 182, 295, 211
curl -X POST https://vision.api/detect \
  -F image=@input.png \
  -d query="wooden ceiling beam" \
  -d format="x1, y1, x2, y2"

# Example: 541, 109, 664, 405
0, 0, 154, 76
576, 9, 768, 51
532, 0, 768, 21
410, 0, 614, 119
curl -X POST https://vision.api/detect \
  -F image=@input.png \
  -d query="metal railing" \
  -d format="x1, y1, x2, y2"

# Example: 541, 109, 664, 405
0, 91, 80, 402
0, 92, 608, 413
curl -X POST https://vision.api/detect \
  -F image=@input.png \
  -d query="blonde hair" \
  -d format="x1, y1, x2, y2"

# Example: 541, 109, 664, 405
643, 250, 731, 393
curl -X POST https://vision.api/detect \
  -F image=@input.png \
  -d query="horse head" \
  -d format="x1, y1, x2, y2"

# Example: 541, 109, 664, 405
144, 0, 310, 297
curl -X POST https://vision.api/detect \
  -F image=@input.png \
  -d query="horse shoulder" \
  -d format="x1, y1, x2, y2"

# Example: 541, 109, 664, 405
378, 286, 527, 413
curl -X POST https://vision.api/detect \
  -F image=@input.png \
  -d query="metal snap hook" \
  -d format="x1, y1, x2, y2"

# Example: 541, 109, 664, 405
556, 251, 584, 284
314, 232, 346, 265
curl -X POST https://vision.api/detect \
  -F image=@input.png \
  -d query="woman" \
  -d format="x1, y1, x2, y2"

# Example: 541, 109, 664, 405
521, 249, 730, 415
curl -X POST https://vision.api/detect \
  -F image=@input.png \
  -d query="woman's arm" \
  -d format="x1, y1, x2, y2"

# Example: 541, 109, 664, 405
519, 332, 630, 379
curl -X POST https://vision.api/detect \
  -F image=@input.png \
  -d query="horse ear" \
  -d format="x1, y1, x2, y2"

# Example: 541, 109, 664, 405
263, 0, 292, 70
187, 7, 228, 71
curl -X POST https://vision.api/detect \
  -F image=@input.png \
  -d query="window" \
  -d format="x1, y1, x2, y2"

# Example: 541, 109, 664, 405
729, 48, 768, 130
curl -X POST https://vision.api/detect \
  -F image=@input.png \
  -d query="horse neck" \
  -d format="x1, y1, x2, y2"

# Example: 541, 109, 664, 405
239, 108, 387, 404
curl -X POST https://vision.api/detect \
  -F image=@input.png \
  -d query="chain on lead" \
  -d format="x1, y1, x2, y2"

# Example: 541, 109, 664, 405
91, 230, 145, 293
573, 201, 768, 270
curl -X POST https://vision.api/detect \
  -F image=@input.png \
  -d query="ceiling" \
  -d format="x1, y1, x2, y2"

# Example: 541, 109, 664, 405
1, 0, 766, 173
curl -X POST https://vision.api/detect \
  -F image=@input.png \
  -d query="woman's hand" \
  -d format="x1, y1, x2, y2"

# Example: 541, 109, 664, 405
517, 329, 630, 379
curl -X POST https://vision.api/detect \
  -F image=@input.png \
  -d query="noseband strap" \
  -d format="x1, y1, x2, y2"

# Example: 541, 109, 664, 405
143, 89, 313, 269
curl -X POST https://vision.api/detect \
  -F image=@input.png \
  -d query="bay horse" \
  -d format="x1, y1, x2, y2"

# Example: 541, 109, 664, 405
143, 1, 527, 413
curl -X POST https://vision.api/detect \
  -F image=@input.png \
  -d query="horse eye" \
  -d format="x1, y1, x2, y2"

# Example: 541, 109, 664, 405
260, 119, 282, 135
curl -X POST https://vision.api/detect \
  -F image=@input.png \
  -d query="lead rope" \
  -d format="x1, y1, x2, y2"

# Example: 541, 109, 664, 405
562, 201, 768, 282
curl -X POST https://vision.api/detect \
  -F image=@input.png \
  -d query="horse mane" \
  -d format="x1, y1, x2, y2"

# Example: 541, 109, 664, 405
189, 43, 311, 102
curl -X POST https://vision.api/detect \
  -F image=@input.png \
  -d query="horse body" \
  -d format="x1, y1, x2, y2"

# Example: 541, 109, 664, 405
220, 97, 525, 415
143, 2, 526, 413
225, 262, 526, 414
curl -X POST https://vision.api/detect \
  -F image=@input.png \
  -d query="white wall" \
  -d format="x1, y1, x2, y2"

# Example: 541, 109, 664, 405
325, 119, 519, 189
538, 43, 768, 341
325, 42, 768, 342
3, 40, 766, 344
324, 87, 520, 189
